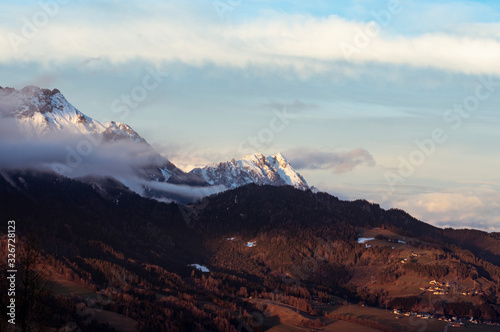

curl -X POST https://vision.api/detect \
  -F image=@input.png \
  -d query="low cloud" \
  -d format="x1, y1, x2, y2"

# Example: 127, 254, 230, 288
394, 192, 485, 222
413, 193, 484, 214
0, 124, 223, 203
138, 179, 226, 203
390, 186, 500, 232
0, 130, 159, 177
320, 181, 500, 232
285, 147, 375, 173
328, 183, 500, 232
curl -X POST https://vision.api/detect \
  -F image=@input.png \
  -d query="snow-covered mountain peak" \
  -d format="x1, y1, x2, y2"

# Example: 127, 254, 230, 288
190, 153, 309, 190
268, 152, 289, 168
242, 153, 266, 163
267, 152, 308, 190
2, 85, 65, 117
0, 85, 144, 143
102, 121, 145, 143
1, 85, 312, 201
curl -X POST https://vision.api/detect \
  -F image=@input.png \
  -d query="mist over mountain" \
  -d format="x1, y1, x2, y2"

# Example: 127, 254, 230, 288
1, 86, 500, 331
2, 0, 500, 330
0, 85, 309, 203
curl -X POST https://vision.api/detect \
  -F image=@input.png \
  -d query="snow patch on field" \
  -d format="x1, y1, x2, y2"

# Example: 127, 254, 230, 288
357, 237, 375, 244
188, 264, 210, 272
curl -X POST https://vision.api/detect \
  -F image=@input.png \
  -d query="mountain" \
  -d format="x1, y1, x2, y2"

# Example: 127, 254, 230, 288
2, 87, 500, 331
0, 86, 208, 189
1, 170, 500, 331
0, 85, 143, 142
0, 85, 310, 200
189, 152, 309, 190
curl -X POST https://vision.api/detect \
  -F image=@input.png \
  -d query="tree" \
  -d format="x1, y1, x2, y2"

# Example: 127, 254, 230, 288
18, 234, 50, 332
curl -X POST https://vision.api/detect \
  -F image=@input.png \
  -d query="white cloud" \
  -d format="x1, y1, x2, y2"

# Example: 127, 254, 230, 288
151, 142, 214, 173
285, 147, 375, 173
1, 8, 500, 77
318, 180, 500, 232
395, 192, 483, 215
388, 187, 500, 232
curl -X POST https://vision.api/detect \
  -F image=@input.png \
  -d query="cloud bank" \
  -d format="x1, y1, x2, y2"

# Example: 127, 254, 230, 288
325, 182, 500, 232
0, 123, 220, 203
392, 187, 500, 232
285, 147, 375, 173
1, 3, 500, 77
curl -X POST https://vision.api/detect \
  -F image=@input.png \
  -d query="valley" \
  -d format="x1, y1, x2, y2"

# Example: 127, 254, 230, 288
1, 172, 500, 331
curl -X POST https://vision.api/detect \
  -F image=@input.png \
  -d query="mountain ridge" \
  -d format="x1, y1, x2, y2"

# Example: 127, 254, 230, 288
0, 85, 144, 142
1, 169, 500, 330
189, 152, 309, 191
0, 85, 311, 199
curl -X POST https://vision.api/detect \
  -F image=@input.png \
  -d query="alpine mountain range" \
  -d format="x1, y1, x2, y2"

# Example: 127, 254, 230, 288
0, 85, 309, 202
2, 85, 500, 331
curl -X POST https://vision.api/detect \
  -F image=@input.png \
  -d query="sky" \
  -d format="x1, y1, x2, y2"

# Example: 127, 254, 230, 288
1, 0, 500, 231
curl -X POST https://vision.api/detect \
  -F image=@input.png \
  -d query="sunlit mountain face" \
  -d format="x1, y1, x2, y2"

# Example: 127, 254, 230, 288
1, 1, 500, 331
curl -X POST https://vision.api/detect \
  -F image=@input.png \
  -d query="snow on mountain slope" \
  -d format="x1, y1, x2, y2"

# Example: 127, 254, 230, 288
0, 85, 312, 201
0, 85, 207, 187
189, 153, 309, 190
0, 85, 144, 143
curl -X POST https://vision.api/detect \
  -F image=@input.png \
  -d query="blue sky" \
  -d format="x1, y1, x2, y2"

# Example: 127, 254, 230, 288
1, 0, 500, 231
